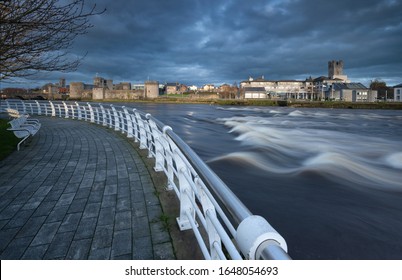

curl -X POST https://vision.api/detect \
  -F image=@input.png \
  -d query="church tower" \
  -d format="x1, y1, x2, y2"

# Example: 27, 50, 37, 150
328, 60, 349, 82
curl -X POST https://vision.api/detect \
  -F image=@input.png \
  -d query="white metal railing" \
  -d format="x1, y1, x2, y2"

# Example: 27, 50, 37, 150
1, 99, 291, 260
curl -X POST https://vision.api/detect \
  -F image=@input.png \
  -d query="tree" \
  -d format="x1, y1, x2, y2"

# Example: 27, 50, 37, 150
369, 79, 387, 90
0, 0, 105, 80
370, 79, 392, 100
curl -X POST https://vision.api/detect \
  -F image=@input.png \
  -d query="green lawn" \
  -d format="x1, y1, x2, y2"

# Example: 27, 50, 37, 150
0, 119, 19, 160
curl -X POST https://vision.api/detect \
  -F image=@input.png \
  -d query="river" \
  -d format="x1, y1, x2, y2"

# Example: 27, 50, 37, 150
119, 102, 402, 260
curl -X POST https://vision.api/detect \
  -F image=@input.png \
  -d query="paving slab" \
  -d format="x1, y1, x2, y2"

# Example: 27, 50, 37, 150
0, 117, 175, 260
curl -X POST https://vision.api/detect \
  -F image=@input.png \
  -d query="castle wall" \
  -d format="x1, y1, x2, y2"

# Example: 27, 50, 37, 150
144, 81, 159, 98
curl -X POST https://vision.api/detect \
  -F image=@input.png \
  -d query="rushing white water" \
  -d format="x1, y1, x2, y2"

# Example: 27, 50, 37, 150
214, 108, 402, 191
123, 103, 402, 259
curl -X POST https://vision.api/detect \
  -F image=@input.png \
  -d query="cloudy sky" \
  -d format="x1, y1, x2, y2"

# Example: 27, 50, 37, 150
5, 0, 402, 88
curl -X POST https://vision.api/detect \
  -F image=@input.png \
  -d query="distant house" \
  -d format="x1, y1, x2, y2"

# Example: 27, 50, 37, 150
332, 83, 377, 102
187, 85, 197, 91
166, 82, 179, 94
243, 87, 267, 99
394, 83, 402, 102
179, 84, 188, 93
202, 84, 215, 92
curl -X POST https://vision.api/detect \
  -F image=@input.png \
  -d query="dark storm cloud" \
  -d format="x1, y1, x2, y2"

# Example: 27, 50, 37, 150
10, 0, 402, 87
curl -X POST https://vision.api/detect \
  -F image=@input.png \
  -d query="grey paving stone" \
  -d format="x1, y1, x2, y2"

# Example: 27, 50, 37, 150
132, 236, 153, 260
0, 236, 33, 259
44, 231, 74, 259
74, 217, 97, 240
0, 203, 23, 220
58, 212, 82, 233
21, 244, 49, 260
153, 242, 175, 260
67, 198, 87, 214
4, 209, 34, 229
101, 194, 117, 208
66, 238, 91, 260
88, 247, 111, 260
31, 221, 61, 246
0, 227, 20, 251
0, 117, 176, 260
16, 215, 47, 238
111, 229, 132, 258
98, 207, 115, 226
82, 202, 101, 219
92, 225, 113, 250
46, 205, 69, 222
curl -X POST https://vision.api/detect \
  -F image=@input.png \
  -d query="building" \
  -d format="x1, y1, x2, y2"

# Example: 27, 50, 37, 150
70, 82, 93, 99
332, 83, 377, 102
94, 76, 113, 90
240, 76, 311, 99
201, 84, 216, 92
166, 82, 180, 94
328, 60, 349, 82
393, 83, 402, 102
114, 82, 131, 90
243, 87, 267, 99
144, 80, 159, 98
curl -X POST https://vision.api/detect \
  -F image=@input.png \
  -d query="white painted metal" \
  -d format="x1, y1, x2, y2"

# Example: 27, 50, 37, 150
1, 99, 291, 260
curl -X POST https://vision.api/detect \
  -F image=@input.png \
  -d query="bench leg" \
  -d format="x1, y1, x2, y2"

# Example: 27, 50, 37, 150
17, 135, 30, 151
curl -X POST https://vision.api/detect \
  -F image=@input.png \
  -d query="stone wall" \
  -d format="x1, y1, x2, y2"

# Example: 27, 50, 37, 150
92, 88, 144, 100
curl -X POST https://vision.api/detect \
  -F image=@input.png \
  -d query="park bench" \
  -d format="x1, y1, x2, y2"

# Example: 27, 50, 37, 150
5, 108, 26, 118
7, 115, 41, 151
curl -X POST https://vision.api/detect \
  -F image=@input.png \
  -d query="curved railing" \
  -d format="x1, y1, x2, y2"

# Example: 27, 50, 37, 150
1, 99, 291, 260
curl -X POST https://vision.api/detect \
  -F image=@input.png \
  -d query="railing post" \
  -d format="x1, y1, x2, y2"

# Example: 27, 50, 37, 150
49, 101, 56, 117
62, 101, 69, 118
106, 108, 113, 128
94, 107, 100, 124
135, 111, 147, 149
99, 104, 107, 126
131, 109, 139, 142
174, 151, 196, 231
119, 111, 125, 132
198, 179, 221, 260
21, 100, 27, 115
44, 101, 49, 116
57, 104, 62, 118
111, 105, 120, 131
71, 104, 76, 119
148, 118, 165, 172
75, 102, 82, 120
145, 114, 154, 158
87, 103, 95, 123
164, 134, 175, 191
123, 107, 133, 138
34, 100, 42, 115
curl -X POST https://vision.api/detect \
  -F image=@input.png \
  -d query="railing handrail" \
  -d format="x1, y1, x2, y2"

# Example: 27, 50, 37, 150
1, 99, 291, 260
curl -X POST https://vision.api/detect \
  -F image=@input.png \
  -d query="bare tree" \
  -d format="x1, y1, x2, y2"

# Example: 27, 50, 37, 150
0, 0, 105, 80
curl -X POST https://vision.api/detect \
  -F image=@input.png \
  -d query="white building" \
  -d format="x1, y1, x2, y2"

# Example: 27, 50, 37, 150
332, 83, 377, 102
393, 83, 402, 102
243, 87, 267, 99
188, 85, 198, 91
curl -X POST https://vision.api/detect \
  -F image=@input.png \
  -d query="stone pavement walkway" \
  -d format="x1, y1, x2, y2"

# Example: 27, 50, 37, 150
0, 117, 175, 260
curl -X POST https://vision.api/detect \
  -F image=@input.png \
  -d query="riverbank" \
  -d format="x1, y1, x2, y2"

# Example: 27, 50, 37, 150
78, 97, 402, 109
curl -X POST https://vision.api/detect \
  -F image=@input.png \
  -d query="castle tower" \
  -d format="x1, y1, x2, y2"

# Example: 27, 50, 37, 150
328, 60, 343, 78
328, 60, 349, 82
144, 80, 159, 98
59, 78, 66, 87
